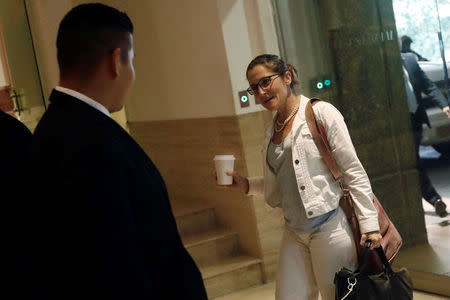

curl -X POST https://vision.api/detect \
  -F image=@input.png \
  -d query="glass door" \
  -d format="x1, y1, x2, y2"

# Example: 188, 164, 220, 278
0, 0, 46, 132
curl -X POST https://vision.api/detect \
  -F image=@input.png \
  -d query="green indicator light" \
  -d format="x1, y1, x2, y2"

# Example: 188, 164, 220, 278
316, 82, 324, 89
241, 95, 248, 103
324, 80, 331, 86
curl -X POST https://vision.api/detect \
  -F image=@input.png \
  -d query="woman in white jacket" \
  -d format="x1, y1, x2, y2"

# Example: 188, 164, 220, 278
224, 54, 381, 300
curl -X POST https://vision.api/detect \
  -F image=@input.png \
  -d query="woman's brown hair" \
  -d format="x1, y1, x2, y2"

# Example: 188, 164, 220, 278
246, 54, 300, 89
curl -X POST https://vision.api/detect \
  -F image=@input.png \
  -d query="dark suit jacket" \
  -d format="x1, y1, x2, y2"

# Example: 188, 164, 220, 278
401, 52, 448, 128
27, 90, 206, 300
0, 110, 32, 187
1, 110, 32, 299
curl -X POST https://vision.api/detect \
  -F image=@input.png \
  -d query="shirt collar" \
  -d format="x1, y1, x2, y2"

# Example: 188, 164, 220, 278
54, 86, 110, 117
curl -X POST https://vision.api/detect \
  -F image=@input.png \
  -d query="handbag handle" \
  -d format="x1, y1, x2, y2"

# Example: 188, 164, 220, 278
375, 246, 393, 273
359, 241, 393, 276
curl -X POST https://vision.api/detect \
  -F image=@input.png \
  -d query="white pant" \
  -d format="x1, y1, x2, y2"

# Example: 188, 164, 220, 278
275, 208, 358, 300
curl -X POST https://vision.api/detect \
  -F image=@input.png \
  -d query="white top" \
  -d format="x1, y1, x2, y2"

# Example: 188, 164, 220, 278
267, 130, 337, 232
247, 95, 379, 234
55, 86, 110, 117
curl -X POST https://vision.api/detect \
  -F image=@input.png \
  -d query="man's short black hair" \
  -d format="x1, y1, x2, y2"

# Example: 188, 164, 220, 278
401, 35, 413, 44
57, 3, 134, 78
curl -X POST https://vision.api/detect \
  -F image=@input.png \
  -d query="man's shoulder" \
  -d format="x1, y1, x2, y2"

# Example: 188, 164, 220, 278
0, 110, 32, 138
401, 52, 420, 67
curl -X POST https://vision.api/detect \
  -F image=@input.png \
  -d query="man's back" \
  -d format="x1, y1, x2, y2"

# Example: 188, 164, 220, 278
401, 52, 448, 127
27, 4, 208, 298
28, 91, 206, 299
0, 110, 32, 189
1, 110, 33, 299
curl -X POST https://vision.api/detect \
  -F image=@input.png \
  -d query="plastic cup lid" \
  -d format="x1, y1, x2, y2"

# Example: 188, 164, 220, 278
213, 155, 235, 160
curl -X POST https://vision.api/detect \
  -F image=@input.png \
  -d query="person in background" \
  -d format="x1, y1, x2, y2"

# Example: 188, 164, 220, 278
26, 4, 206, 299
1, 109, 32, 299
401, 35, 429, 61
401, 51, 449, 217
218, 54, 381, 300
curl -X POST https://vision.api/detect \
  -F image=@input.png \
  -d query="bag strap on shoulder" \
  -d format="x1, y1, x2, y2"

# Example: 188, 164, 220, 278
305, 98, 342, 182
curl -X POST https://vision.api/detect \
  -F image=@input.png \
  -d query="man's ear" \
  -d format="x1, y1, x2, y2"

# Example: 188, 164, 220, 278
111, 48, 122, 77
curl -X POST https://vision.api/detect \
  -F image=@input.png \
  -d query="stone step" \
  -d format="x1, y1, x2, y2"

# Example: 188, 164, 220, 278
182, 229, 239, 267
200, 256, 263, 299
172, 201, 217, 236
171, 200, 214, 218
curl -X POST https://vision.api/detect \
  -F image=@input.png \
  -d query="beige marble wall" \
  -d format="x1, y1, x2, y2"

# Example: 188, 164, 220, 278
128, 110, 285, 283
128, 116, 262, 260
128, 110, 286, 282
25, 0, 71, 102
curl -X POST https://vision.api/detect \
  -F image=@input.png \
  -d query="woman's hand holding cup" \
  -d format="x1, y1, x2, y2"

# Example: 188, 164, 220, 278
215, 171, 249, 194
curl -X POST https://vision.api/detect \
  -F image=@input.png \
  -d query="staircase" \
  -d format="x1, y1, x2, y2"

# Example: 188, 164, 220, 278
173, 201, 264, 299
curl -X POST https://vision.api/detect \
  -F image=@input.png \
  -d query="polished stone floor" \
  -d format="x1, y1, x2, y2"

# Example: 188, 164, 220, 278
391, 150, 450, 296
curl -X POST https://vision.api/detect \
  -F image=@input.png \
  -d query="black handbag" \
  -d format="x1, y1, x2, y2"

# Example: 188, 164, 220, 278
334, 241, 413, 300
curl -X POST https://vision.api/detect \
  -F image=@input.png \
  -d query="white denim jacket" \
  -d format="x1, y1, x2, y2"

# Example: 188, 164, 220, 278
247, 95, 379, 234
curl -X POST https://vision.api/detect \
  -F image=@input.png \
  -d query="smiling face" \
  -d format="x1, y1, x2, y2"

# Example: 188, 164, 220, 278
246, 64, 292, 112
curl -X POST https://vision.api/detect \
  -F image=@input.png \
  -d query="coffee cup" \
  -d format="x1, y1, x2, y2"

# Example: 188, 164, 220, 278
214, 155, 235, 185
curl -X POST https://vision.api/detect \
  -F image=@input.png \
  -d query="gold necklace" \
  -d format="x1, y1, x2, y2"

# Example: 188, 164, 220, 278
274, 104, 299, 133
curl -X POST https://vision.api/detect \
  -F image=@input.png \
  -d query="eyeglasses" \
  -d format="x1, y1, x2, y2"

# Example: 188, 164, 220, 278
247, 73, 281, 95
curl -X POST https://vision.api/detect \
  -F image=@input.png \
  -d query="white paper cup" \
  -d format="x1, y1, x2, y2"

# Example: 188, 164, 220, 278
214, 155, 235, 185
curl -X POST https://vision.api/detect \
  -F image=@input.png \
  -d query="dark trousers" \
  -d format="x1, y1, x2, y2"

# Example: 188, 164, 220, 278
410, 114, 441, 205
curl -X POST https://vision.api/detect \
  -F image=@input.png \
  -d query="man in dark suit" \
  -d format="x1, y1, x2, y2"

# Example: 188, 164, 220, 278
0, 110, 32, 193
1, 110, 32, 299
27, 4, 206, 299
401, 52, 449, 217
